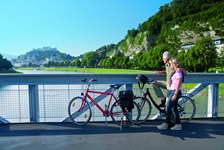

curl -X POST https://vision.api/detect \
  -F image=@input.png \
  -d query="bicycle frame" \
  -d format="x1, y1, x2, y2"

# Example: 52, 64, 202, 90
68, 79, 140, 129
140, 87, 165, 114
83, 89, 121, 117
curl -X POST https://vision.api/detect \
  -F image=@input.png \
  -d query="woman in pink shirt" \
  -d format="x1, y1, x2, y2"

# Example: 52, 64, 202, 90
157, 58, 183, 130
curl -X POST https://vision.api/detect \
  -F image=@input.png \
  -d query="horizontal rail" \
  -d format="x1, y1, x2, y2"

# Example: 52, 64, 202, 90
0, 73, 224, 85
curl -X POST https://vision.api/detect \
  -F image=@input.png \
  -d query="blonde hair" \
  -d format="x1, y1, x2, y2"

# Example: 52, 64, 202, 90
169, 58, 180, 68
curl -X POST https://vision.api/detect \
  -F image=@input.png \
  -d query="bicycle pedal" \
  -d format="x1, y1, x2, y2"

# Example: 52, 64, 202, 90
159, 113, 166, 117
159, 105, 166, 108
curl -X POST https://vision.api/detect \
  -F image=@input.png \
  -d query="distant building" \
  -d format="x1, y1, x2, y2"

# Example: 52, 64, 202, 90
180, 38, 224, 54
181, 43, 194, 50
214, 39, 224, 54
33, 47, 57, 51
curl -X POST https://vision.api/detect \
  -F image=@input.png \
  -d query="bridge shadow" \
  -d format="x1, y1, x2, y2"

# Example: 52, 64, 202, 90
156, 118, 224, 140
0, 118, 223, 140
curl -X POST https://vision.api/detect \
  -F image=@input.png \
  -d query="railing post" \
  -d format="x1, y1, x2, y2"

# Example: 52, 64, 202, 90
124, 84, 133, 91
29, 84, 39, 122
207, 83, 219, 117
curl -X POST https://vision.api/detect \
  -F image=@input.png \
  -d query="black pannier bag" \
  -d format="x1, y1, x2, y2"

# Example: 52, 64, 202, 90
136, 74, 148, 84
136, 74, 149, 89
118, 90, 134, 111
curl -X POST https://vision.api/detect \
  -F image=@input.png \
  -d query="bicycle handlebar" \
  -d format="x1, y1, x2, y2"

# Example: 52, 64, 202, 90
136, 74, 153, 89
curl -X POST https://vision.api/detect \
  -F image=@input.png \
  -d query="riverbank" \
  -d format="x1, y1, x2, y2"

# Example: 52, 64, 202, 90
18, 67, 154, 74
0, 70, 20, 73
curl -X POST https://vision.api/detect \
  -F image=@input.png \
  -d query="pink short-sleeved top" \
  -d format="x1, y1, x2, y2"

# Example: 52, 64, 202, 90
170, 71, 182, 91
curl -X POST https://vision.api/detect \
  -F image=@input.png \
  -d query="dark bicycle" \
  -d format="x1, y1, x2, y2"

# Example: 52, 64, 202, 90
134, 74, 196, 124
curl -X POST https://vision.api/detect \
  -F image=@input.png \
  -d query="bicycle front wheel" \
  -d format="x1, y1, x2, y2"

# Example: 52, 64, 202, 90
68, 97, 92, 126
178, 96, 196, 123
110, 101, 140, 127
134, 97, 152, 124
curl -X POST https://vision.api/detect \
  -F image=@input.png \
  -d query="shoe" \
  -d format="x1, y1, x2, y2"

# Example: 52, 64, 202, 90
159, 98, 166, 107
170, 124, 182, 130
157, 123, 168, 130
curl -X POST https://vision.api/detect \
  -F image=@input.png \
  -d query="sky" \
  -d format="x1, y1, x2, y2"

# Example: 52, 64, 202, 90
0, 0, 172, 57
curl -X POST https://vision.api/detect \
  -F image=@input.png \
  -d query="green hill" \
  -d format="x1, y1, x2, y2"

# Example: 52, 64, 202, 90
91, 0, 224, 72
99, 0, 224, 57
11, 47, 76, 68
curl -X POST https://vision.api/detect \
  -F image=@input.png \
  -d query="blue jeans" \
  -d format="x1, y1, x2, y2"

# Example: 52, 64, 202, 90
165, 90, 182, 124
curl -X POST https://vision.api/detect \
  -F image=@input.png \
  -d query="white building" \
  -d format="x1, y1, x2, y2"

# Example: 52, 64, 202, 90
180, 38, 224, 54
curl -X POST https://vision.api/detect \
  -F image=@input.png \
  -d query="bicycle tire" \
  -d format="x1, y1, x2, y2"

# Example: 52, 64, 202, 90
110, 101, 140, 127
178, 96, 196, 123
134, 97, 152, 124
68, 97, 92, 126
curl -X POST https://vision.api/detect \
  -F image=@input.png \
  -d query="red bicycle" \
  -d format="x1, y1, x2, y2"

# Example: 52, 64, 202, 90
68, 79, 141, 129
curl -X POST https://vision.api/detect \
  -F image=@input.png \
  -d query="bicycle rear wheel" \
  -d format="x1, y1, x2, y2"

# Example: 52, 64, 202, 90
134, 97, 152, 124
178, 96, 196, 123
110, 101, 140, 127
68, 97, 92, 126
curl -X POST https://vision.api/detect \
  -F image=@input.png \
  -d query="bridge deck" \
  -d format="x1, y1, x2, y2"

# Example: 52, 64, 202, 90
0, 118, 223, 150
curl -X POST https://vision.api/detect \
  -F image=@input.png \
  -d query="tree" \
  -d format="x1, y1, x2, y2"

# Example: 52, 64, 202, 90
0, 54, 13, 71
113, 57, 121, 69
218, 47, 224, 67
98, 57, 107, 68
74, 59, 81, 67
127, 28, 139, 38
187, 37, 217, 72
121, 56, 130, 69
64, 61, 71, 67
177, 49, 188, 70
130, 51, 145, 70
82, 52, 100, 68
104, 58, 112, 68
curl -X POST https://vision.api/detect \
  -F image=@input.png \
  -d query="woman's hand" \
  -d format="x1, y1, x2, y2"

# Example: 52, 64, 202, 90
172, 94, 177, 101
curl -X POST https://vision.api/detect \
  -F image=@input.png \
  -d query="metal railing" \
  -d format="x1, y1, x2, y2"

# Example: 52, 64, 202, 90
0, 73, 224, 123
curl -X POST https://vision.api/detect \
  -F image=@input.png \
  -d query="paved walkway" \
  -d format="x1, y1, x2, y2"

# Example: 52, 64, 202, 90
0, 118, 224, 150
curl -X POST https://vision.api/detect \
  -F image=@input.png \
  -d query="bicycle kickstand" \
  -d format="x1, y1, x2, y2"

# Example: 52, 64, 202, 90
105, 118, 108, 126
105, 104, 108, 126
120, 113, 125, 130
